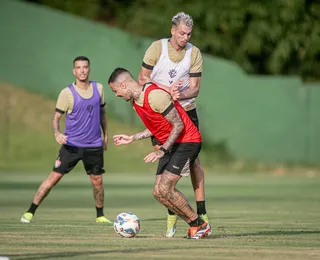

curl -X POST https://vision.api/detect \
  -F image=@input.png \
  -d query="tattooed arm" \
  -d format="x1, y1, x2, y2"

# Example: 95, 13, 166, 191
113, 128, 152, 146
52, 111, 68, 144
161, 105, 184, 150
143, 104, 184, 163
132, 128, 152, 141
100, 107, 108, 150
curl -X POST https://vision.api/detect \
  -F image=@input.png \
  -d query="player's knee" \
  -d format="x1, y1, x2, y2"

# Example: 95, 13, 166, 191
158, 183, 170, 199
90, 175, 102, 186
153, 188, 160, 200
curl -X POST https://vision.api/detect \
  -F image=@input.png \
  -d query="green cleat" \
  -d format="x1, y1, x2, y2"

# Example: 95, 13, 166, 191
166, 214, 177, 238
96, 216, 112, 223
20, 212, 33, 223
200, 214, 213, 236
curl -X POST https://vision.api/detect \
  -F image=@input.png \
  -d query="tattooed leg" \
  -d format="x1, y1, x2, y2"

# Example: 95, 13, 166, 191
33, 171, 63, 205
153, 175, 186, 218
90, 175, 104, 208
155, 171, 198, 223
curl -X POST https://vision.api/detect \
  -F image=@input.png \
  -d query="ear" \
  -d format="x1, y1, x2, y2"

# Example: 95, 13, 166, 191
171, 27, 175, 36
72, 68, 76, 76
120, 82, 126, 89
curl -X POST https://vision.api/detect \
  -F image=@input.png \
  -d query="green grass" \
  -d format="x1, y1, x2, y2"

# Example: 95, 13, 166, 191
0, 172, 319, 260
1, 83, 320, 259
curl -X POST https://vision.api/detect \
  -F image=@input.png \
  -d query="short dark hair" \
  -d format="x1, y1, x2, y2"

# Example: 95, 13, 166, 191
73, 56, 90, 65
108, 67, 132, 84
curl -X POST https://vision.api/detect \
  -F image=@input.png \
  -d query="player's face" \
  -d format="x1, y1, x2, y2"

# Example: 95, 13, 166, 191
73, 60, 90, 82
171, 23, 192, 48
109, 82, 131, 102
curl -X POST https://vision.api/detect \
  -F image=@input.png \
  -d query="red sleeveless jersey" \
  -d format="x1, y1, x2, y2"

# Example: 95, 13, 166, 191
133, 84, 202, 144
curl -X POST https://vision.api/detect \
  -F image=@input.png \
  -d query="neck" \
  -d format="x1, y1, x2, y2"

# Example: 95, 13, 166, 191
75, 79, 90, 90
169, 38, 184, 52
132, 84, 143, 101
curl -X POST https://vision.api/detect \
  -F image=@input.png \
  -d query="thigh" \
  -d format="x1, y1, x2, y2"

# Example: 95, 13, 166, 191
52, 145, 81, 174
82, 147, 105, 175
166, 142, 202, 176
156, 152, 171, 176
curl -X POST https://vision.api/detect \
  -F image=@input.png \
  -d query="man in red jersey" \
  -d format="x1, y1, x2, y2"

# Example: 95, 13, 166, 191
108, 67, 211, 239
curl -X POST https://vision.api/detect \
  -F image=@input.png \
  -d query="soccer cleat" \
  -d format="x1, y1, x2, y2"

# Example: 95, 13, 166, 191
20, 212, 33, 223
166, 214, 177, 238
200, 214, 213, 236
186, 222, 211, 239
96, 216, 112, 223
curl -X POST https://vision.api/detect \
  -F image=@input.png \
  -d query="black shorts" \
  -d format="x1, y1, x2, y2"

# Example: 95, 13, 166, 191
156, 142, 202, 176
151, 108, 199, 146
53, 145, 105, 175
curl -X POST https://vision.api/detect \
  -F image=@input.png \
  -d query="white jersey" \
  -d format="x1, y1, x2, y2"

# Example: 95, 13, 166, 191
150, 39, 195, 109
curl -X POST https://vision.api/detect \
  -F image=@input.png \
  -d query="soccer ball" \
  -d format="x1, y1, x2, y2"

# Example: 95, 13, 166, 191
114, 212, 140, 238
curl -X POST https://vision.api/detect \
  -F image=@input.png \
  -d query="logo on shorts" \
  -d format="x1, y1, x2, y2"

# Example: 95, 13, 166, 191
173, 165, 180, 169
54, 157, 61, 168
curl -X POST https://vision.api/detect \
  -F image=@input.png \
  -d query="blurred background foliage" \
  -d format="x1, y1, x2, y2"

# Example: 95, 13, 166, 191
25, 0, 320, 81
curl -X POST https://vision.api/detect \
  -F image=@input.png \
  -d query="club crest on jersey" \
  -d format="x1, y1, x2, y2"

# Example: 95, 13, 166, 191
55, 157, 61, 168
168, 69, 177, 79
87, 105, 93, 112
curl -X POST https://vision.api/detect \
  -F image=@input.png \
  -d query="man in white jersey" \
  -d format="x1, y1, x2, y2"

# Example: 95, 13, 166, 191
138, 12, 211, 238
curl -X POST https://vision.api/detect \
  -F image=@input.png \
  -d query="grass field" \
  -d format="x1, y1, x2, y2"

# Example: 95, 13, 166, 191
0, 172, 319, 260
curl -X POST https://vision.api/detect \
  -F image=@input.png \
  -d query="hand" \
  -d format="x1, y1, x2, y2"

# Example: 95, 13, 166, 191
170, 80, 183, 101
54, 132, 68, 145
113, 134, 134, 146
103, 136, 108, 151
144, 150, 165, 163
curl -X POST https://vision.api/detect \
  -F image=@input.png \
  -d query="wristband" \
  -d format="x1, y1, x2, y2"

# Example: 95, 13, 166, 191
159, 146, 167, 154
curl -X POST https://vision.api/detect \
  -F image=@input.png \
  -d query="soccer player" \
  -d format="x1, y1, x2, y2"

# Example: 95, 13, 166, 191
138, 12, 211, 237
20, 56, 112, 224
108, 67, 211, 239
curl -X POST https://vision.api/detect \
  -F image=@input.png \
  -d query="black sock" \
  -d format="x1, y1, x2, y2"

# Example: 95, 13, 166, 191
196, 201, 206, 215
27, 203, 38, 215
188, 216, 205, 227
168, 209, 175, 215
96, 207, 104, 218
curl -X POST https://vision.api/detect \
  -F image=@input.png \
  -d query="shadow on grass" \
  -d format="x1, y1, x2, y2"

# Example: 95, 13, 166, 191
212, 229, 320, 239
7, 230, 319, 259
7, 246, 208, 260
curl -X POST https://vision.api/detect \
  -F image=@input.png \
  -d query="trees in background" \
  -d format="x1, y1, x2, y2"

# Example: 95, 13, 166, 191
26, 0, 320, 81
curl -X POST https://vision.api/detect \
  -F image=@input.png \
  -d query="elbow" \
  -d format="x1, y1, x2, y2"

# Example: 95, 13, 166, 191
193, 89, 200, 98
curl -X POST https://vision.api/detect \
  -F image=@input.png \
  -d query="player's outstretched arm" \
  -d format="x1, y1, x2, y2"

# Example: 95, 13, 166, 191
113, 129, 152, 146
113, 134, 133, 146
132, 128, 152, 141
